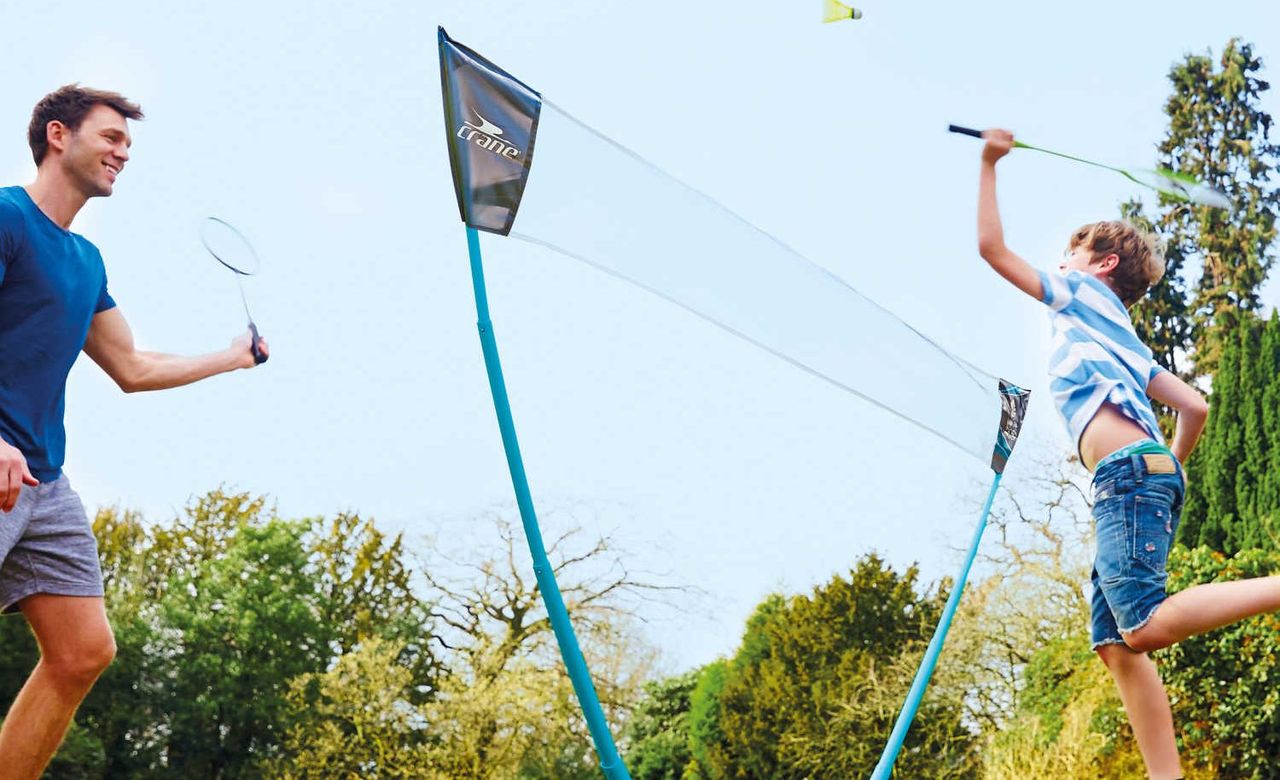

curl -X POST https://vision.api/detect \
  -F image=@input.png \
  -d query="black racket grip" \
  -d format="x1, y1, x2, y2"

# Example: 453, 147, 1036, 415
249, 322, 268, 365
948, 124, 983, 139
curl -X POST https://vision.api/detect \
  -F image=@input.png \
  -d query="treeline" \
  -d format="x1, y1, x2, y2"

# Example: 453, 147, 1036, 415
623, 499, 1280, 779
1182, 313, 1280, 553
624, 558, 978, 779
3, 495, 660, 779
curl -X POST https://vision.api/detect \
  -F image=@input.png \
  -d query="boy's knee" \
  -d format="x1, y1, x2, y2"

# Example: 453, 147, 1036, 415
1123, 635, 1158, 654
1095, 642, 1140, 668
1121, 624, 1170, 654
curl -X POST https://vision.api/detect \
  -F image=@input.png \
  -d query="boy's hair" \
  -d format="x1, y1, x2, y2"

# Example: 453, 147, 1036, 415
1068, 220, 1165, 307
28, 84, 144, 166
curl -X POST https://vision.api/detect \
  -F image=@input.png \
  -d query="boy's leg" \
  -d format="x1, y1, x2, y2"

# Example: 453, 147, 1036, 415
1124, 575, 1280, 653
0, 595, 115, 780
1096, 644, 1182, 780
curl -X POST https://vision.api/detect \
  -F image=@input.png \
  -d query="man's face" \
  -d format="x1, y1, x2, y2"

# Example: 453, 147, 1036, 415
58, 104, 132, 198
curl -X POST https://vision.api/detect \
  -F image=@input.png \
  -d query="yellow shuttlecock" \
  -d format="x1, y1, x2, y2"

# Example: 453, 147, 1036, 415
823, 0, 862, 22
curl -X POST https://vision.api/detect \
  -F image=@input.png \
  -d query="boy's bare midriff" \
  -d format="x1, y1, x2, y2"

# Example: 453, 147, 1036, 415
1079, 401, 1153, 472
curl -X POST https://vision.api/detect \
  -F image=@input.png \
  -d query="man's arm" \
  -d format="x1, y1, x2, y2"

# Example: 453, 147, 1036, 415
977, 129, 1043, 301
1147, 370, 1209, 463
83, 307, 268, 393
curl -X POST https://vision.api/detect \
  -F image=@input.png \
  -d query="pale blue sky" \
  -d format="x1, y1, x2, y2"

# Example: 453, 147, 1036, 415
2, 1, 1277, 671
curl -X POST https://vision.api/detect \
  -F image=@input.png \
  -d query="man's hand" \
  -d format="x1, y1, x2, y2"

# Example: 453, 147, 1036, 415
231, 329, 270, 369
982, 128, 1015, 165
1, 440, 38, 513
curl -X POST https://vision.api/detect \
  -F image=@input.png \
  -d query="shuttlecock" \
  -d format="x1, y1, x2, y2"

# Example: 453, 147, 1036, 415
823, 0, 862, 22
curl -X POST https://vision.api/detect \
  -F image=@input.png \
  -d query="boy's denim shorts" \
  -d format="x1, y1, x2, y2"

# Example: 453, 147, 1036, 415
1090, 450, 1185, 649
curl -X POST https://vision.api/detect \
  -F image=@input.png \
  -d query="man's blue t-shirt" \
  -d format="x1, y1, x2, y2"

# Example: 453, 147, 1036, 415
0, 186, 115, 482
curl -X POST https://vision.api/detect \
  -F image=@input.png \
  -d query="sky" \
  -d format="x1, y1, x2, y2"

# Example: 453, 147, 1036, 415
2, 0, 1278, 673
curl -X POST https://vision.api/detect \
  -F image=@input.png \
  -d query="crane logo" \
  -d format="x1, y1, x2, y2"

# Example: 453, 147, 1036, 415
457, 108, 521, 160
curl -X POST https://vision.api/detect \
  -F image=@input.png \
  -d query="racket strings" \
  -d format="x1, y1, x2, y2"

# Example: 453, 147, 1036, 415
201, 218, 262, 275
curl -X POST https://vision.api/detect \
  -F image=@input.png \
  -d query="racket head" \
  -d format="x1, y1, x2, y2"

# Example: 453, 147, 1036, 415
1129, 169, 1233, 210
200, 217, 262, 275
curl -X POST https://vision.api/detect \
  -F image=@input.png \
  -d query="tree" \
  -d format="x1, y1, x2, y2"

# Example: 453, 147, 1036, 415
1125, 198, 1195, 386
1171, 42, 1280, 376
1182, 311, 1280, 554
947, 451, 1097, 728
407, 513, 672, 779
159, 517, 334, 778
268, 637, 443, 780
979, 645, 1141, 780
1260, 315, 1280, 527
1127, 40, 1280, 380
1160, 545, 1280, 778
79, 506, 171, 777
623, 670, 700, 780
687, 557, 977, 780
685, 659, 729, 780
75, 490, 438, 778
308, 512, 440, 703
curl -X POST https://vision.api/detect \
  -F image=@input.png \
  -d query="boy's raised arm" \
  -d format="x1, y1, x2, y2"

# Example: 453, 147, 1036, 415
978, 128, 1044, 302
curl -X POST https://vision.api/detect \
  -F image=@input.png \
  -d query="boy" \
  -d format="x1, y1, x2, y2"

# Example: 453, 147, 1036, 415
0, 85, 268, 777
977, 128, 1280, 779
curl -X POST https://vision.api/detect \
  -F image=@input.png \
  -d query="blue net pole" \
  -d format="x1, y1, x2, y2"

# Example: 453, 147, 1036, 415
869, 471, 1003, 779
465, 227, 631, 780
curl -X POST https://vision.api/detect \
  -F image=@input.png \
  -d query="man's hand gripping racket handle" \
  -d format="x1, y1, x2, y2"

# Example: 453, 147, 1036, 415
249, 322, 268, 365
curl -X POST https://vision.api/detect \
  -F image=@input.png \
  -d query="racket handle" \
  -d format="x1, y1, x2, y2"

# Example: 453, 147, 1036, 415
249, 322, 268, 365
948, 124, 983, 139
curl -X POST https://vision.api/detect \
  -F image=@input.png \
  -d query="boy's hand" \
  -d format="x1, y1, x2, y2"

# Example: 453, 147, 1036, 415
976, 127, 1044, 301
1147, 370, 1209, 464
982, 128, 1015, 165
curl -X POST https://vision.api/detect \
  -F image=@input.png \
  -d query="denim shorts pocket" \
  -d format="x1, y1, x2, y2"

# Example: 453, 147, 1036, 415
1132, 493, 1175, 573
1093, 496, 1130, 581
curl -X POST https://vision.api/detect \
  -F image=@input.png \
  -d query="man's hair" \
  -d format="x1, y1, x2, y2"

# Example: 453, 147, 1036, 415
1067, 220, 1165, 307
28, 84, 144, 165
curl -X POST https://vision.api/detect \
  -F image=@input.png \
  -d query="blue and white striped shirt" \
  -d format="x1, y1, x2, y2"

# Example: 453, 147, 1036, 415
1038, 270, 1166, 453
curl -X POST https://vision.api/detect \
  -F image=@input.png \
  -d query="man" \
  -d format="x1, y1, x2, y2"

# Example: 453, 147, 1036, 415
0, 84, 268, 777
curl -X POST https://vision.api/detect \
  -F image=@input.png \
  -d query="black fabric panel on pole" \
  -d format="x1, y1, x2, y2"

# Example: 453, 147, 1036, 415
438, 27, 542, 236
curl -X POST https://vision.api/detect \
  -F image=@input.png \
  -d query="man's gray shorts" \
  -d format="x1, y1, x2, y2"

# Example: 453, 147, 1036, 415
0, 475, 103, 613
